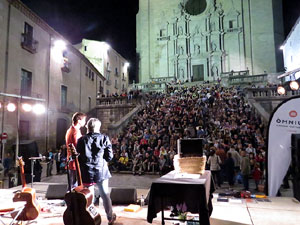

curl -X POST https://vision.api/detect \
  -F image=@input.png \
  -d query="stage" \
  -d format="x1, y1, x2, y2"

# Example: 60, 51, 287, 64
0, 173, 299, 225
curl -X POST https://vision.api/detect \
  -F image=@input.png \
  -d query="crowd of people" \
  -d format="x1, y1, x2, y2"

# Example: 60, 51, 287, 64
108, 84, 266, 191
36, 84, 267, 192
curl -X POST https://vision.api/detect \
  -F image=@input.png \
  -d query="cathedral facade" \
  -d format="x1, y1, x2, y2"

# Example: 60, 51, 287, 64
136, 0, 284, 83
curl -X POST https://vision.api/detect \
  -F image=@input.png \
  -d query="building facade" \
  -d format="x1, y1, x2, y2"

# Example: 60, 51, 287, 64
136, 0, 284, 83
76, 39, 130, 96
0, 0, 105, 157
281, 16, 300, 80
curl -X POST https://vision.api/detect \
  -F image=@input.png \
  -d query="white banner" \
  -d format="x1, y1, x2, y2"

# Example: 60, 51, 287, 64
268, 96, 300, 196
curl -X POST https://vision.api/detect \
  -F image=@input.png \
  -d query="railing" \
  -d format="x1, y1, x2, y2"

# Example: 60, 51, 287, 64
21, 33, 38, 53
245, 87, 300, 100
61, 61, 71, 73
96, 96, 142, 105
228, 74, 268, 85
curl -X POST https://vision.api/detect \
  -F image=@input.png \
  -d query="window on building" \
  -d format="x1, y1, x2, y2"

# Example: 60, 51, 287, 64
91, 71, 94, 81
291, 55, 293, 63
99, 81, 103, 93
115, 67, 118, 75
122, 84, 125, 91
19, 120, 30, 140
115, 80, 118, 89
106, 89, 109, 96
229, 20, 234, 29
122, 72, 125, 80
86, 66, 88, 76
107, 73, 110, 81
61, 85, 67, 108
21, 69, 32, 96
88, 97, 91, 111
84, 46, 87, 51
24, 22, 33, 40
89, 70, 92, 79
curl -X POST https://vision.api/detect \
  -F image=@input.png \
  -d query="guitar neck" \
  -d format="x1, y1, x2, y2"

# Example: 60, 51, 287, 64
74, 155, 83, 187
19, 159, 27, 188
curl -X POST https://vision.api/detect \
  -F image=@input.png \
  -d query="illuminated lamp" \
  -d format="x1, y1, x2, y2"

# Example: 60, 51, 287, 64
53, 40, 66, 52
32, 104, 46, 115
277, 86, 286, 95
7, 103, 16, 112
103, 42, 110, 51
289, 81, 299, 91
22, 103, 32, 112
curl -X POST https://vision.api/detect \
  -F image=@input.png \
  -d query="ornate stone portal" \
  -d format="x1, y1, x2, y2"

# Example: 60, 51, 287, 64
136, 0, 284, 83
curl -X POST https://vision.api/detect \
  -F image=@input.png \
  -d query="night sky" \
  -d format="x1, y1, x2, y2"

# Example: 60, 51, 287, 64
20, 0, 300, 82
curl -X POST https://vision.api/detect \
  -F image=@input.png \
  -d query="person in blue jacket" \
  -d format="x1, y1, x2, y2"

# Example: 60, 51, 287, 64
77, 118, 116, 225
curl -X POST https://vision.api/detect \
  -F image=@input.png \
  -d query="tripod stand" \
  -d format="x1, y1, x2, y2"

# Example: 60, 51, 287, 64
28, 157, 43, 188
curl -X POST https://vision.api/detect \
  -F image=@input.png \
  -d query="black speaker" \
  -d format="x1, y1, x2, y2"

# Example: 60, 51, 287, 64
45, 184, 68, 199
291, 134, 300, 201
110, 188, 137, 205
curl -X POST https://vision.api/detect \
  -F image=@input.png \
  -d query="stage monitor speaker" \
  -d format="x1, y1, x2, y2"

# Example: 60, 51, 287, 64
110, 188, 137, 205
45, 184, 68, 200
291, 133, 300, 202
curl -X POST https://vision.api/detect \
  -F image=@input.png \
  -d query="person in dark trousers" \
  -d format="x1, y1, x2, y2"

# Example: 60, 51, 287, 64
55, 148, 62, 174
77, 118, 116, 225
240, 150, 251, 190
224, 152, 235, 187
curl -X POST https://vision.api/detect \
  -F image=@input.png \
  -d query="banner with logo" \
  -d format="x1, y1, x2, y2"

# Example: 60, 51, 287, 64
267, 96, 300, 196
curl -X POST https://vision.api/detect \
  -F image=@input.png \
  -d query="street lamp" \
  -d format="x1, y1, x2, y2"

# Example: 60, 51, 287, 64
0, 93, 45, 163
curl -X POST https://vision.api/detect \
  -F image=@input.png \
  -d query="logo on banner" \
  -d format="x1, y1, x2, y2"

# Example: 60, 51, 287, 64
289, 110, 298, 118
275, 110, 300, 129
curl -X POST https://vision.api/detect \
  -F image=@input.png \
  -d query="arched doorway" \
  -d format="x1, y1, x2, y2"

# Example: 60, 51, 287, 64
56, 118, 68, 149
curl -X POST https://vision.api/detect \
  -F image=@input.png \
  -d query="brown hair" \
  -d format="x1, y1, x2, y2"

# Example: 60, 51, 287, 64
72, 112, 86, 125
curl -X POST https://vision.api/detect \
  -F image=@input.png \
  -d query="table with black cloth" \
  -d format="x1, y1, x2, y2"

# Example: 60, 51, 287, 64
147, 170, 214, 225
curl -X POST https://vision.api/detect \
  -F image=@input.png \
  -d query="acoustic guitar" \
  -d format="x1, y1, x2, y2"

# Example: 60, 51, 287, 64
63, 143, 101, 225
11, 157, 40, 221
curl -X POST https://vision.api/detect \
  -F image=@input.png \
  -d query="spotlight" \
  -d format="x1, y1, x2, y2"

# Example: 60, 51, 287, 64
7, 103, 16, 112
32, 104, 46, 115
22, 103, 32, 112
277, 86, 286, 95
289, 81, 299, 91
53, 40, 66, 52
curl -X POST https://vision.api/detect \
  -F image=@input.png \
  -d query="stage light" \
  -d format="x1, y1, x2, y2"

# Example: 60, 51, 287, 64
22, 103, 32, 112
277, 86, 286, 95
290, 81, 299, 91
103, 42, 110, 52
53, 40, 66, 52
32, 104, 46, 115
7, 103, 16, 112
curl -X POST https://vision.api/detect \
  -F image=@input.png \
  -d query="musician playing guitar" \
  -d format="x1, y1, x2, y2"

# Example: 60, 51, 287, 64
76, 118, 116, 225
12, 157, 40, 221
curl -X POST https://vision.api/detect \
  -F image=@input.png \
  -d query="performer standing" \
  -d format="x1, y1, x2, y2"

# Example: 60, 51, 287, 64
65, 112, 87, 189
76, 118, 116, 225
